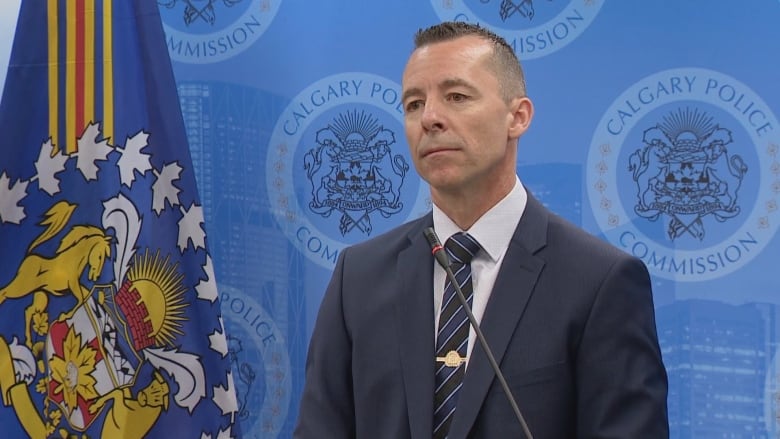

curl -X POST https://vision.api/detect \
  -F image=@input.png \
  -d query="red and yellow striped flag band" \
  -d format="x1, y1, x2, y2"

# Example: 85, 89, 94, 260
47, 0, 113, 154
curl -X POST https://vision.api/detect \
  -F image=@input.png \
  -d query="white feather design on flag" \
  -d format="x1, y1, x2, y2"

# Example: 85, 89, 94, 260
102, 194, 141, 287
144, 347, 206, 413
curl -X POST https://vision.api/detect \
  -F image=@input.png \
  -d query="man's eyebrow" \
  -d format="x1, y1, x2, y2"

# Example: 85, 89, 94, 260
439, 78, 475, 91
401, 87, 423, 103
402, 79, 477, 103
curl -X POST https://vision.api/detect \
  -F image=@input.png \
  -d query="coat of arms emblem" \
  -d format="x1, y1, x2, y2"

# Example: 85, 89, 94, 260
304, 110, 410, 236
628, 109, 748, 240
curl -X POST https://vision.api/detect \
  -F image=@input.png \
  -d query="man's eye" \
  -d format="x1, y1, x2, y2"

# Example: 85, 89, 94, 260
405, 100, 423, 112
448, 93, 467, 102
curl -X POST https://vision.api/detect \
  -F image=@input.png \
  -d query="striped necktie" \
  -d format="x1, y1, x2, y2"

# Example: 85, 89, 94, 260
433, 232, 481, 439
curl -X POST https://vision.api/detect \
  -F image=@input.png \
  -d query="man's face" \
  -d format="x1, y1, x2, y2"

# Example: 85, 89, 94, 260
401, 35, 531, 201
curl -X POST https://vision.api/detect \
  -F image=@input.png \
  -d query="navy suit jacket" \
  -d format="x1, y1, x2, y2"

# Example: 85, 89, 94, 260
294, 195, 669, 438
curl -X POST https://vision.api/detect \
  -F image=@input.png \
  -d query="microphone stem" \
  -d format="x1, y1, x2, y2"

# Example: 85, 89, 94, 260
443, 264, 534, 439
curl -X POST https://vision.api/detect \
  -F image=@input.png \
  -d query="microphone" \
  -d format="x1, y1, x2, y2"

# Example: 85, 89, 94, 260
424, 227, 533, 439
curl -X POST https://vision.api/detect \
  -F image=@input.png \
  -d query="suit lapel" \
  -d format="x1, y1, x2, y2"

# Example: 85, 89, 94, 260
396, 217, 436, 438
448, 195, 549, 439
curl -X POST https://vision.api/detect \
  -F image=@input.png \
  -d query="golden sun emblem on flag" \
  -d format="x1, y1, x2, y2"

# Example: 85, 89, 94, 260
119, 249, 188, 350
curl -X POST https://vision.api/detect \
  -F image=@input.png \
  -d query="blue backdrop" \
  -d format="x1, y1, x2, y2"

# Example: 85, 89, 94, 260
4, 1, 780, 437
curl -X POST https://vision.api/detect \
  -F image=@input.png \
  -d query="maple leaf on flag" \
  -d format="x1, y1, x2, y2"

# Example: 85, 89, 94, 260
196, 255, 218, 302
178, 202, 206, 252
200, 428, 235, 439
117, 130, 152, 187
196, 255, 218, 301
75, 122, 112, 181
212, 372, 238, 416
0, 171, 29, 224
34, 138, 68, 195
208, 317, 228, 357
152, 162, 182, 214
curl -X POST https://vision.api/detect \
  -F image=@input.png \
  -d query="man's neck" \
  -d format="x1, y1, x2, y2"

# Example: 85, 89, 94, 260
431, 176, 515, 230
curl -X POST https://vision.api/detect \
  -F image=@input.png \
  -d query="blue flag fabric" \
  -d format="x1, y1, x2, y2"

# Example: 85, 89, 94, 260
0, 1, 238, 437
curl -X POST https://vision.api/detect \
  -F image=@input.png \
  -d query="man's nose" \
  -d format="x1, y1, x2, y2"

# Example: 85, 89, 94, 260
421, 100, 445, 132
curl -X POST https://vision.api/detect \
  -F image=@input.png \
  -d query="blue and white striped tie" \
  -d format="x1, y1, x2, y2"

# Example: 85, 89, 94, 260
433, 232, 481, 439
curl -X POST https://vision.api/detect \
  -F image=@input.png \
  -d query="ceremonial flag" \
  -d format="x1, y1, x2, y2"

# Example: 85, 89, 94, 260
0, 1, 238, 437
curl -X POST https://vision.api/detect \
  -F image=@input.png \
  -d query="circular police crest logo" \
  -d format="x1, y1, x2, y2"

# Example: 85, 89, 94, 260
587, 68, 780, 281
158, 0, 281, 64
430, 0, 603, 59
220, 286, 290, 437
267, 72, 430, 268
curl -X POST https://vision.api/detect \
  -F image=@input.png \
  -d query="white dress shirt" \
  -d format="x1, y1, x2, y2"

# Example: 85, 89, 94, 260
432, 176, 528, 365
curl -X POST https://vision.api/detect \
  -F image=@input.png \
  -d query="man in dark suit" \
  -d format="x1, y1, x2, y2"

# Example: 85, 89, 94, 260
294, 21, 668, 438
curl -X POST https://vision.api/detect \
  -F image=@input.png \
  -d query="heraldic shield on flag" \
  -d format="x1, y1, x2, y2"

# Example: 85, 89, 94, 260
0, 1, 238, 438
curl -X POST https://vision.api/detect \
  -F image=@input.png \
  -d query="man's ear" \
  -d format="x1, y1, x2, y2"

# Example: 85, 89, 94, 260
508, 96, 534, 138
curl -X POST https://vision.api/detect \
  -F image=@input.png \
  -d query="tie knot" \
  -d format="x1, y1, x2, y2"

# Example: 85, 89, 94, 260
445, 232, 481, 265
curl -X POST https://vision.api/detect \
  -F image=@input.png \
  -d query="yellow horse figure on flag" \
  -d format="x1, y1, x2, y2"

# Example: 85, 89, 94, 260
0, 201, 112, 349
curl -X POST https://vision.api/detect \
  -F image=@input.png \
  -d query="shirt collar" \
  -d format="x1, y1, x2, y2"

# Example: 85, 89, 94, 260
432, 176, 527, 263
